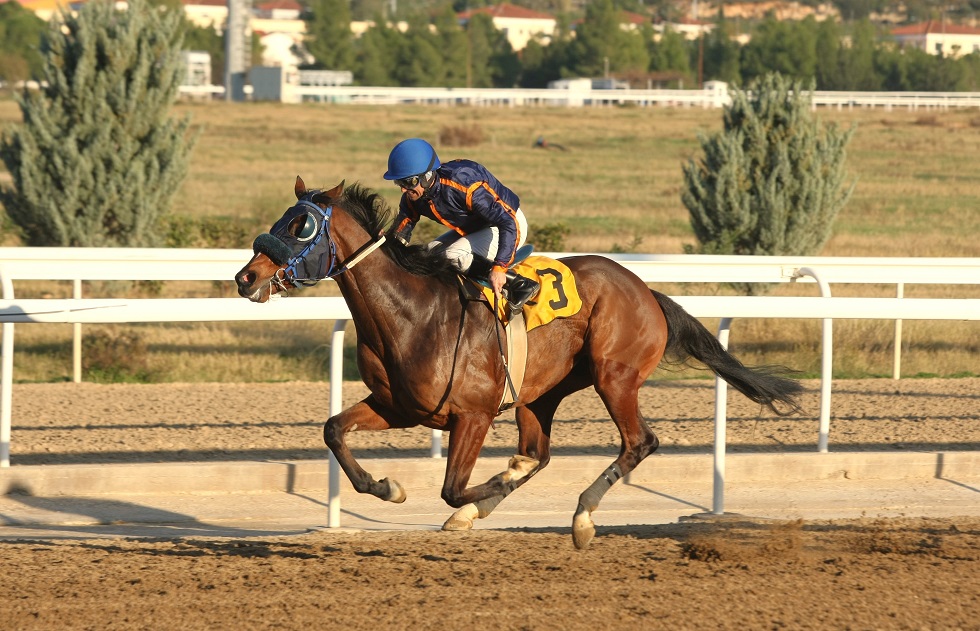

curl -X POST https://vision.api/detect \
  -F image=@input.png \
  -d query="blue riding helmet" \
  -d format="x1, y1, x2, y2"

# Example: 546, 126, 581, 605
383, 138, 441, 181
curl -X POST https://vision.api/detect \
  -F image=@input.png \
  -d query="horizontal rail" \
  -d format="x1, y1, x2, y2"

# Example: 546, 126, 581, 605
1, 295, 978, 324
2, 249, 979, 285
229, 85, 980, 109
0, 297, 351, 323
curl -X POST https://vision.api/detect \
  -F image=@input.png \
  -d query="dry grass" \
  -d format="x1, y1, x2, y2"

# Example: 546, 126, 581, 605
1, 98, 977, 382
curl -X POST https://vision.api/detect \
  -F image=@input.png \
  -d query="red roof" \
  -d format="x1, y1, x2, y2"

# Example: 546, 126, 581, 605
458, 3, 554, 21
619, 10, 649, 25
255, 0, 303, 11
181, 0, 228, 7
891, 20, 980, 36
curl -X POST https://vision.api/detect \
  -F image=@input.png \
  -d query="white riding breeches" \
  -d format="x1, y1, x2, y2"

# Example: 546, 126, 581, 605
429, 208, 528, 272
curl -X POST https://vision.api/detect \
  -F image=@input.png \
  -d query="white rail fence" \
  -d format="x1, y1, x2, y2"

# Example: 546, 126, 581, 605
180, 83, 980, 111
1, 248, 978, 521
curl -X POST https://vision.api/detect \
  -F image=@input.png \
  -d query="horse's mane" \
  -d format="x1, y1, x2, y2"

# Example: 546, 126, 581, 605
338, 183, 459, 284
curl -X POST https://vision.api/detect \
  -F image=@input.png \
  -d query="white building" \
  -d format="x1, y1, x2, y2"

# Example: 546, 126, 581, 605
891, 21, 980, 58
181, 0, 228, 31
457, 3, 557, 51
653, 17, 715, 41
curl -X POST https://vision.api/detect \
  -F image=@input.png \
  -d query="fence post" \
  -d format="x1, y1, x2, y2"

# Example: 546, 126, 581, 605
431, 429, 443, 458
73, 279, 82, 383
797, 267, 834, 453
893, 283, 904, 380
712, 317, 733, 515
0, 268, 13, 468
327, 320, 347, 528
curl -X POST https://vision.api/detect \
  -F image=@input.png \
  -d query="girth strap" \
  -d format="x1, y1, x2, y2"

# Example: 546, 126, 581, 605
498, 311, 528, 413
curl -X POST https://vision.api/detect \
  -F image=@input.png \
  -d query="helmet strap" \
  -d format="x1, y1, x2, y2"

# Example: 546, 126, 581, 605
418, 168, 437, 200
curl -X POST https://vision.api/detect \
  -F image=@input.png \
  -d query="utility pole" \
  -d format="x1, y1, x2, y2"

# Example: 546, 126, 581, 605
225, 0, 251, 102
694, 0, 703, 87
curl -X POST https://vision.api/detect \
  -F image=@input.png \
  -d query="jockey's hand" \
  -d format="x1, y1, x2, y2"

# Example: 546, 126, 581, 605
489, 268, 507, 300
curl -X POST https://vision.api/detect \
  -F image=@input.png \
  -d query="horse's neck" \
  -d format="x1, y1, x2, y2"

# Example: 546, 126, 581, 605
334, 247, 457, 348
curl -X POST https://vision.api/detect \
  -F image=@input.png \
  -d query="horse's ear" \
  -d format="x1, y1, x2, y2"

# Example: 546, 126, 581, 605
313, 180, 345, 205
294, 176, 307, 200
324, 180, 345, 201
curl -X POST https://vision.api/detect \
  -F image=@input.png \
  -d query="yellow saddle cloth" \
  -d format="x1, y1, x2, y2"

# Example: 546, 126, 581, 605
480, 255, 583, 331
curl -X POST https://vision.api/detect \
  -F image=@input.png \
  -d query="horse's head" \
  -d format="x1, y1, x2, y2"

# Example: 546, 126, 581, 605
235, 176, 346, 303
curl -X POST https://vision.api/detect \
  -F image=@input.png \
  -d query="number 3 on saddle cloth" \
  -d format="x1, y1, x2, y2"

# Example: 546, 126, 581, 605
477, 255, 583, 328
462, 251, 584, 410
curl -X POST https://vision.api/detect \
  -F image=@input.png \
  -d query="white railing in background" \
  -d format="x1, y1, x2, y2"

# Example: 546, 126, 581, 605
1, 248, 978, 521
180, 83, 980, 110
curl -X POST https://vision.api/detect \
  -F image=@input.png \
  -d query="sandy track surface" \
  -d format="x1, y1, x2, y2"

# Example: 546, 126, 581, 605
9, 378, 980, 464
3, 378, 978, 629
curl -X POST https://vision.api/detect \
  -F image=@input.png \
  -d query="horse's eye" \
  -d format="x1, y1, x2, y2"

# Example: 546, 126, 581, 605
288, 213, 318, 241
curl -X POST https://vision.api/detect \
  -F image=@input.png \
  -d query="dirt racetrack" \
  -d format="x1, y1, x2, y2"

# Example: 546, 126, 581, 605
2, 378, 979, 629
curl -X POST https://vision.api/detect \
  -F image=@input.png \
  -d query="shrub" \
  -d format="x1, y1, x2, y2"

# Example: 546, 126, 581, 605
83, 330, 157, 383
438, 124, 484, 147
681, 73, 855, 295
530, 222, 570, 252
0, 0, 196, 247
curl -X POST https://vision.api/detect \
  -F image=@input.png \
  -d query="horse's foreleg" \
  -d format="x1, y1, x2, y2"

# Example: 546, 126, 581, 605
323, 398, 407, 504
442, 402, 556, 531
439, 410, 533, 531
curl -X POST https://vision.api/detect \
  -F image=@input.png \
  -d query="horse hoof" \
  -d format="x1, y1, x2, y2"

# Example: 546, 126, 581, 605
572, 511, 596, 550
503, 455, 540, 483
442, 504, 479, 531
382, 478, 406, 503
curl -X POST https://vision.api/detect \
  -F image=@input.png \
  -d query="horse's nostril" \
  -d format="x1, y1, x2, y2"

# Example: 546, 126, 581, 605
237, 271, 256, 287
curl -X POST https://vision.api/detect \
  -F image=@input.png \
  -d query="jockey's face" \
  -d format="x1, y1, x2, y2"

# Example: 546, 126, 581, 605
400, 181, 425, 201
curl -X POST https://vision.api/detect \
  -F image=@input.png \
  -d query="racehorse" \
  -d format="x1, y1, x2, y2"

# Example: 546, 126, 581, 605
235, 177, 803, 549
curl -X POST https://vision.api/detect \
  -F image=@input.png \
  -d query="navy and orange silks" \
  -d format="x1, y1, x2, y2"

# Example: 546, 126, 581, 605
391, 159, 522, 272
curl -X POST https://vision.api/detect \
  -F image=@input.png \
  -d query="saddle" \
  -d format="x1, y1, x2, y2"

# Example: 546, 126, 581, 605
457, 248, 583, 412
457, 244, 536, 312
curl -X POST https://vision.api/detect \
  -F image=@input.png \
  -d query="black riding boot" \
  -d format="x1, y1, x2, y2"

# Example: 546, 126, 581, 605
464, 256, 540, 313
503, 271, 540, 313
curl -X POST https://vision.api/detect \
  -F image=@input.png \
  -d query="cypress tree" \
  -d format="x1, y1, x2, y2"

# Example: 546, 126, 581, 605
681, 73, 855, 294
0, 0, 195, 247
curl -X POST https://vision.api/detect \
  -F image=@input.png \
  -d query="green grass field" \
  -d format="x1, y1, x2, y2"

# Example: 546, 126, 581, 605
1, 98, 978, 382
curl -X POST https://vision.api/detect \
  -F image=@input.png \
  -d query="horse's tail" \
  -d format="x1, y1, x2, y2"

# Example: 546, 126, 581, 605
652, 290, 804, 416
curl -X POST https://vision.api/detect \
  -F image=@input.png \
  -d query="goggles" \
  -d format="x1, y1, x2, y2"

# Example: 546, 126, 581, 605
285, 210, 319, 241
393, 174, 422, 190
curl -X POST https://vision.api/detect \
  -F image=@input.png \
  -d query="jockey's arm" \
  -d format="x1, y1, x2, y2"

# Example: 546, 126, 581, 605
391, 203, 417, 246
470, 184, 519, 272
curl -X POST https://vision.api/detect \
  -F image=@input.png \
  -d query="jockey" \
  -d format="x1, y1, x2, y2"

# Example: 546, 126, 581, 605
384, 138, 539, 312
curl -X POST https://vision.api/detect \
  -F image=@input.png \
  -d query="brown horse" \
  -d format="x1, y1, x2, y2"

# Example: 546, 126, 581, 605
235, 177, 803, 549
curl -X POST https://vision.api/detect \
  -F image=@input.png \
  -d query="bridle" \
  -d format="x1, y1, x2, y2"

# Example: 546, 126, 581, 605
255, 198, 387, 296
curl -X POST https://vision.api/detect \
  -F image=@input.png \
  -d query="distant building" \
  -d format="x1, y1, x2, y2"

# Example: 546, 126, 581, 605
180, 50, 212, 86
714, 1, 838, 21
181, 0, 228, 31
618, 10, 649, 32
891, 21, 980, 58
456, 3, 557, 51
653, 17, 714, 40
253, 0, 301, 20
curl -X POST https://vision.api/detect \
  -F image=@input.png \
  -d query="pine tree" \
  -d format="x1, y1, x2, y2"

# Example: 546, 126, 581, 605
304, 0, 354, 70
0, 0, 195, 247
681, 73, 855, 294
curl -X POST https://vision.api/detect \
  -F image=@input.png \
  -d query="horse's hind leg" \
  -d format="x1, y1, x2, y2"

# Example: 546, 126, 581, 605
323, 397, 409, 504
443, 397, 557, 531
573, 366, 660, 550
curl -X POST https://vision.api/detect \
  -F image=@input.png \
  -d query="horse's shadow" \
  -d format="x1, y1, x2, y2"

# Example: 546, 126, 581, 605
0, 484, 320, 539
